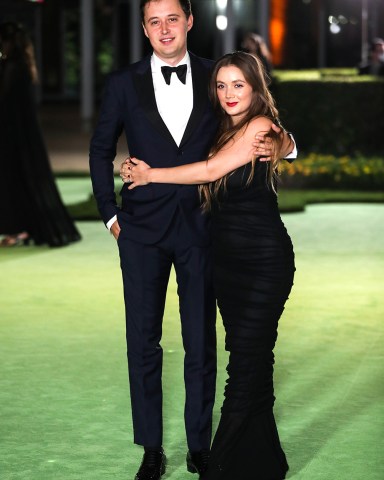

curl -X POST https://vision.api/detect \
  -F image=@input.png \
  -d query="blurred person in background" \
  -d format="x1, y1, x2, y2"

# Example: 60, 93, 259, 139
358, 37, 384, 76
241, 32, 273, 77
0, 21, 81, 247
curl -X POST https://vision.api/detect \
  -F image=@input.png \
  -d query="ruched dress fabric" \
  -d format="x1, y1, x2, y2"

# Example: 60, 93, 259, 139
203, 161, 295, 480
0, 58, 81, 247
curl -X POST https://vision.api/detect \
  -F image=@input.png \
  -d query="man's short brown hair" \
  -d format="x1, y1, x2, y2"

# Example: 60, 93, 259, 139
140, 0, 192, 23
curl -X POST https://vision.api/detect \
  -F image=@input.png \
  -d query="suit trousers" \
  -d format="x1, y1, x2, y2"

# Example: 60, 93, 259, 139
117, 209, 217, 451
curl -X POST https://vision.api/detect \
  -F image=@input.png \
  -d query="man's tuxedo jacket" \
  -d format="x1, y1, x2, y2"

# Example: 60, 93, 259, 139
90, 52, 219, 245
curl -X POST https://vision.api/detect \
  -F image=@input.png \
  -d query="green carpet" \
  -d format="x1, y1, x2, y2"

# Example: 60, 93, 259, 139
54, 176, 384, 219
0, 204, 383, 479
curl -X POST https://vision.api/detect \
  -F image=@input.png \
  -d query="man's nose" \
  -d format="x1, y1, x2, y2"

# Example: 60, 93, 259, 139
161, 21, 169, 34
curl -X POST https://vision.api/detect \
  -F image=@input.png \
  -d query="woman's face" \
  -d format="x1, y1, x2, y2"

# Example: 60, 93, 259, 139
216, 65, 253, 124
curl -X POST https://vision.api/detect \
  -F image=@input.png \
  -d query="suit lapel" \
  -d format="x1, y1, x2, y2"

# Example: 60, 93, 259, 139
132, 56, 176, 146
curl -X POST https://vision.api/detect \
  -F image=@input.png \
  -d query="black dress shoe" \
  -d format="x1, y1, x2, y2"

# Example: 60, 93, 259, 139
186, 450, 210, 475
135, 449, 166, 480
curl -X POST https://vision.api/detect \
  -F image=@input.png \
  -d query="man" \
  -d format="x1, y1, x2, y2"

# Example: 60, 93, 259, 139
89, 1, 294, 479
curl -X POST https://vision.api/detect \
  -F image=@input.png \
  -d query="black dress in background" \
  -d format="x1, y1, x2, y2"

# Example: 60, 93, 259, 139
203, 161, 295, 480
0, 57, 80, 247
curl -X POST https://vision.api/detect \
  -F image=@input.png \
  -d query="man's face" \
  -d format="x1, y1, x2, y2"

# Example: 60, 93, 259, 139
142, 0, 193, 65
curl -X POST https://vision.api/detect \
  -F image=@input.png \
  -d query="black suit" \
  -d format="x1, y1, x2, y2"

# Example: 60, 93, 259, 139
89, 52, 218, 451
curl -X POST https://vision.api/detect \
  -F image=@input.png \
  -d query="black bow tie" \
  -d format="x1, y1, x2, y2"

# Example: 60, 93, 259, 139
161, 64, 187, 85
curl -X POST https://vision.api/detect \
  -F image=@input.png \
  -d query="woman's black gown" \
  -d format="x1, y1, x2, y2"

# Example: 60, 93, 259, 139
0, 58, 80, 247
203, 161, 295, 480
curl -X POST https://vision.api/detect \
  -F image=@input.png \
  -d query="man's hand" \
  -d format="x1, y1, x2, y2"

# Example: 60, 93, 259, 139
253, 132, 274, 161
110, 220, 121, 240
253, 124, 293, 161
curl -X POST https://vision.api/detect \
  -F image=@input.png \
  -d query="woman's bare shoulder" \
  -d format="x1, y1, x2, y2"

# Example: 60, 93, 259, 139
246, 116, 273, 137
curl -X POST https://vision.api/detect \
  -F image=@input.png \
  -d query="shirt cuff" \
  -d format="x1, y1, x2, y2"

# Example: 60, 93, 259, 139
106, 215, 117, 231
285, 134, 297, 159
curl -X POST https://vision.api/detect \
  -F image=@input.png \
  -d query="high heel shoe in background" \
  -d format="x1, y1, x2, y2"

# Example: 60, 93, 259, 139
0, 232, 30, 246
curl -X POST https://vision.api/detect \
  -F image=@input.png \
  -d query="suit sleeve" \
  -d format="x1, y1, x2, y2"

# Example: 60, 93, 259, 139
89, 74, 124, 225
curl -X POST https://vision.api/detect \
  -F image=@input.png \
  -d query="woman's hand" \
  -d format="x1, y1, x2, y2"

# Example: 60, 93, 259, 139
120, 157, 133, 183
119, 157, 152, 189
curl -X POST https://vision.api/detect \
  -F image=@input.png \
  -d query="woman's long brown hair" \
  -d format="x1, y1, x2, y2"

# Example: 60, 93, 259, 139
199, 51, 284, 211
0, 22, 38, 84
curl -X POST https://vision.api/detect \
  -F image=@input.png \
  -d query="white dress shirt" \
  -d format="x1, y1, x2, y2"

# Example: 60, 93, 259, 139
151, 52, 193, 146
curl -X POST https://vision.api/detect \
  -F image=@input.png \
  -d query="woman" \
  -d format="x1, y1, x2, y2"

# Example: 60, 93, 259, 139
0, 22, 80, 247
122, 51, 294, 479
241, 32, 273, 76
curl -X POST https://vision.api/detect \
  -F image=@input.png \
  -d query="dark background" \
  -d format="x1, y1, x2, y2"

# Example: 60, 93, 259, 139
1, 0, 384, 101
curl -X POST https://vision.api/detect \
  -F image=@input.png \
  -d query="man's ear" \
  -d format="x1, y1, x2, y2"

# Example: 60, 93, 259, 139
142, 22, 149, 39
187, 14, 194, 32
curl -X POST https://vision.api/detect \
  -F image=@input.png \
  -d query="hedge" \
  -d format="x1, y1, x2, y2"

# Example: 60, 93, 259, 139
280, 153, 384, 190
271, 70, 384, 156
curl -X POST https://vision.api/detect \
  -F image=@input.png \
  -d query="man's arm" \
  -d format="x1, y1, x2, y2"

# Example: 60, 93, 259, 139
89, 74, 123, 231
282, 133, 297, 161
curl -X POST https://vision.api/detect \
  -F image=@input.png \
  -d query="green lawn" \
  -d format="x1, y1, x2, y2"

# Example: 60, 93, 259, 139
0, 203, 383, 479
55, 176, 384, 220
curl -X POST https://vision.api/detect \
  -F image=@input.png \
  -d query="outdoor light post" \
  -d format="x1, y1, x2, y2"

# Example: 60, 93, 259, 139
258, 0, 269, 48
129, 0, 142, 63
216, 0, 235, 57
80, 0, 94, 129
361, 0, 369, 64
223, 0, 235, 55
317, 0, 327, 68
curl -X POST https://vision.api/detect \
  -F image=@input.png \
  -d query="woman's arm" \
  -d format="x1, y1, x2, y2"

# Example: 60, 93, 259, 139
126, 117, 274, 189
